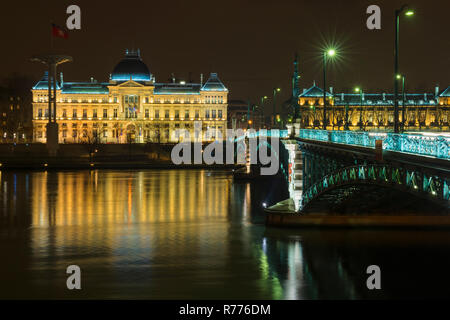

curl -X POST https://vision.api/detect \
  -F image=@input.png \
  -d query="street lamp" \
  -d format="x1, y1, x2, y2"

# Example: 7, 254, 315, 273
394, 5, 414, 133
261, 96, 268, 127
323, 49, 336, 130
273, 88, 281, 127
397, 74, 406, 132
354, 87, 364, 130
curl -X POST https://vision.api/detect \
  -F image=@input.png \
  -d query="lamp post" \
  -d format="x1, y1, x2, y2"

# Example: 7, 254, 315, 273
355, 87, 364, 130
397, 74, 406, 132
272, 88, 281, 128
31, 54, 72, 155
261, 96, 268, 128
323, 49, 336, 130
394, 5, 414, 133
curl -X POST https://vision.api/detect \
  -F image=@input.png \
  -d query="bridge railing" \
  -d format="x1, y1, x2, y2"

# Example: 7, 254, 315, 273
298, 129, 450, 160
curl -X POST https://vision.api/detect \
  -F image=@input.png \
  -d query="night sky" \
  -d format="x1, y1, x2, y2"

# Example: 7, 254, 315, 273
1, 0, 449, 107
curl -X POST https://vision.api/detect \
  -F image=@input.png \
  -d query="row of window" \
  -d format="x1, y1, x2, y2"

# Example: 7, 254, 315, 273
35, 97, 117, 103
36, 125, 225, 139
36, 108, 224, 119
34, 96, 226, 104
205, 96, 224, 104
0, 105, 20, 112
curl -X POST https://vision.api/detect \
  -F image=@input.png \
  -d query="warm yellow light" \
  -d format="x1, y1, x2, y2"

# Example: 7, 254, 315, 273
354, 87, 360, 93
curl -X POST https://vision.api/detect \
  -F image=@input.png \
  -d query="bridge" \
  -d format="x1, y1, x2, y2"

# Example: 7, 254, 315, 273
268, 127, 450, 218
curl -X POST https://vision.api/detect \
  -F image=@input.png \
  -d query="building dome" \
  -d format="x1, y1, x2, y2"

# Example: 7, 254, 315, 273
111, 49, 151, 82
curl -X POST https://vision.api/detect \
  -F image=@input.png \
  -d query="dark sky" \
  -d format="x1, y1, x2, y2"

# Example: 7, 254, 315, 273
1, 0, 449, 105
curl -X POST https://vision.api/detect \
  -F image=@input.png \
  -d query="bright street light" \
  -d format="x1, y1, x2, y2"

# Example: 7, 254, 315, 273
323, 49, 337, 130
394, 5, 415, 133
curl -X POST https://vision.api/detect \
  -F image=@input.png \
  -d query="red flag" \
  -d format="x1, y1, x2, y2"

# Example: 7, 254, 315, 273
51, 24, 69, 39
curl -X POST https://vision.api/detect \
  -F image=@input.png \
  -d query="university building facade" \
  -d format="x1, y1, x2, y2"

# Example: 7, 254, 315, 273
32, 50, 228, 143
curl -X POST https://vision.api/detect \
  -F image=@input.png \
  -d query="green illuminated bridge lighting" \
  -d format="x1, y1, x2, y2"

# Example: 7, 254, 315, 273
297, 129, 450, 160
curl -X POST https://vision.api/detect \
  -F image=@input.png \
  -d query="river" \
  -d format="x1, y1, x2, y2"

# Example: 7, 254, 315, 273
0, 169, 449, 299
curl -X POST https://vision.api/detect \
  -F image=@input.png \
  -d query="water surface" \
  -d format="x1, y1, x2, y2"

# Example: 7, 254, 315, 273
0, 169, 449, 299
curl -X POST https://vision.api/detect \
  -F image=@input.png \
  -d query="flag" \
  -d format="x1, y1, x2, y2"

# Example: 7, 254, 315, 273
52, 23, 69, 39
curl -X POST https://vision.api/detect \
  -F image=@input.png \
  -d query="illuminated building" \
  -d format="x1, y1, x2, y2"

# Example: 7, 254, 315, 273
296, 84, 450, 130
32, 49, 228, 143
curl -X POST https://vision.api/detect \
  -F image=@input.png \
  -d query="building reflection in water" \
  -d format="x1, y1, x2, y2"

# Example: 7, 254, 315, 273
0, 169, 289, 299
4, 169, 447, 299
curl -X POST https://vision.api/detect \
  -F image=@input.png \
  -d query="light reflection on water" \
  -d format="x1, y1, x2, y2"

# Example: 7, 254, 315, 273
1, 169, 450, 299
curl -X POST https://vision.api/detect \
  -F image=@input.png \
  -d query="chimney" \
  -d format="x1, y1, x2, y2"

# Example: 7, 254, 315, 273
362, 92, 365, 101
383, 93, 386, 100
435, 86, 440, 97
303, 88, 306, 93
60, 72, 63, 86
200, 73, 203, 86
329, 87, 333, 94
341, 93, 344, 100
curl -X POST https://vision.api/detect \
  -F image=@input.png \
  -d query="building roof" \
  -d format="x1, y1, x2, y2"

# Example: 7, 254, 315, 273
440, 86, 450, 97
111, 49, 151, 82
32, 50, 229, 95
332, 93, 437, 106
201, 73, 228, 92
32, 71, 61, 90
153, 83, 201, 95
61, 82, 110, 94
298, 84, 441, 106
299, 84, 332, 97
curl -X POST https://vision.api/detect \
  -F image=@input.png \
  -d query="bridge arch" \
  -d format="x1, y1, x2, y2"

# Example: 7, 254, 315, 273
300, 164, 450, 212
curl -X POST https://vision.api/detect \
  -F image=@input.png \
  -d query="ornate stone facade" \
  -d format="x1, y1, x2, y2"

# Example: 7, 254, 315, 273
32, 50, 228, 143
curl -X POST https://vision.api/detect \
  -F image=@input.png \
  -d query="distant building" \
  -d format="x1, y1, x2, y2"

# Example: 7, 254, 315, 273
227, 99, 265, 130
0, 85, 32, 142
296, 83, 450, 131
32, 49, 228, 143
